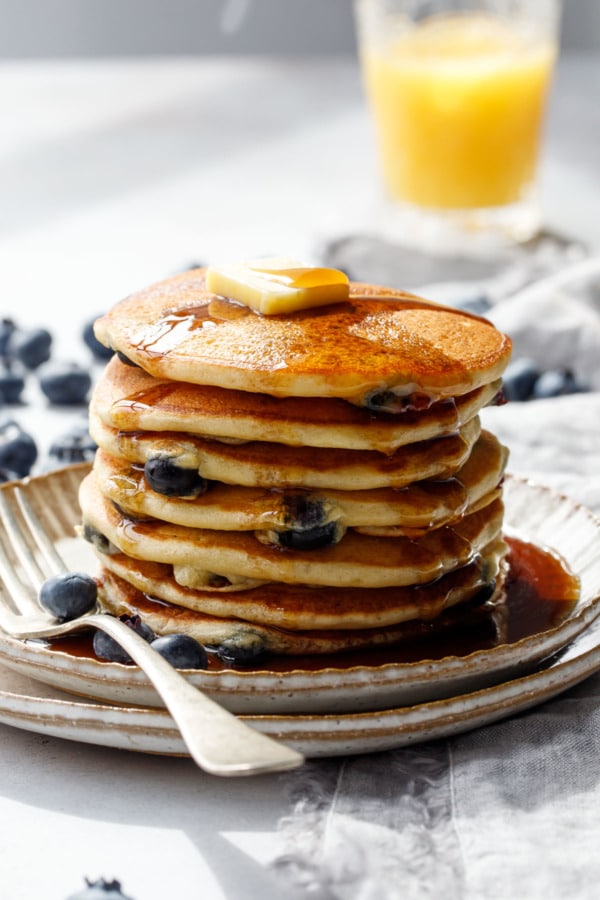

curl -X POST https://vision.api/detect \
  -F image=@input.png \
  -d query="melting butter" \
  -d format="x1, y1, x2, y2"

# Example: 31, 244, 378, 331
206, 257, 349, 315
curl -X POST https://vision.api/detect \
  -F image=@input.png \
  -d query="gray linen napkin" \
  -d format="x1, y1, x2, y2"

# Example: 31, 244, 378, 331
273, 258, 600, 900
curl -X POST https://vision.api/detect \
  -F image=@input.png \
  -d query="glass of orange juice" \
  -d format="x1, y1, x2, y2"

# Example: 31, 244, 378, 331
354, 0, 562, 252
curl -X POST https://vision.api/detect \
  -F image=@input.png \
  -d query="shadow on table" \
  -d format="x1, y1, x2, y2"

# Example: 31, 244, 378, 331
0, 721, 319, 899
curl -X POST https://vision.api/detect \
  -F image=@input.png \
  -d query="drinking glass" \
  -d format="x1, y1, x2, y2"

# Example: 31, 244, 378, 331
354, 0, 562, 253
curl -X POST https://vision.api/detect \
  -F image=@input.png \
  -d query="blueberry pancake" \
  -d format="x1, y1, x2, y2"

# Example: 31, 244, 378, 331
91, 430, 507, 536
96, 537, 506, 630
79, 471, 504, 590
93, 268, 511, 402
92, 355, 502, 454
95, 547, 508, 655
88, 405, 482, 491
81, 260, 512, 659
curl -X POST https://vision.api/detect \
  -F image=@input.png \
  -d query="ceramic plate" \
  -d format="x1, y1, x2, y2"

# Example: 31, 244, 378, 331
0, 466, 600, 717
1, 615, 600, 759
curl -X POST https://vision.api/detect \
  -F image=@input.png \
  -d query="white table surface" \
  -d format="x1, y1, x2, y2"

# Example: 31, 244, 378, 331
0, 53, 599, 900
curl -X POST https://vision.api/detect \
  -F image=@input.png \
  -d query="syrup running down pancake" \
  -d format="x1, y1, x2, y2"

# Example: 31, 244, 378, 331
81, 261, 512, 660
92, 429, 507, 535
94, 270, 511, 402
92, 354, 502, 453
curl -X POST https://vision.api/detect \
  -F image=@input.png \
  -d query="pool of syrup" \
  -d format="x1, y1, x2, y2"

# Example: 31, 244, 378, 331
45, 536, 579, 671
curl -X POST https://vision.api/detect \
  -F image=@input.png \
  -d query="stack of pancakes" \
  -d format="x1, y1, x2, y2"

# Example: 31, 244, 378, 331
81, 267, 512, 661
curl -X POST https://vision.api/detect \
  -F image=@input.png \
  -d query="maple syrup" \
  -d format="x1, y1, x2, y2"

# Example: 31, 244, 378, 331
45, 536, 579, 672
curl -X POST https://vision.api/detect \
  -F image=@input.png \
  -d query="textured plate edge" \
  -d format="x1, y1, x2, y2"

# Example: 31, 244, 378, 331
1, 468, 600, 712
1, 629, 600, 759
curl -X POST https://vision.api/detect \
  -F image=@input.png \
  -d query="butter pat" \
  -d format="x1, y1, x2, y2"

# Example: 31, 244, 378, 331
206, 258, 350, 315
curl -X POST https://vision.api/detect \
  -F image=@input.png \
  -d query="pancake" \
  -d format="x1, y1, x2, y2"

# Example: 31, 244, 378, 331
97, 554, 507, 655
89, 407, 482, 491
79, 471, 504, 589
92, 355, 502, 454
93, 269, 512, 402
97, 536, 506, 630
81, 263, 514, 662
93, 430, 507, 535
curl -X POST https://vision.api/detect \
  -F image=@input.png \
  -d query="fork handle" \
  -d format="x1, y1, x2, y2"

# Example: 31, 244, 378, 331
86, 614, 304, 776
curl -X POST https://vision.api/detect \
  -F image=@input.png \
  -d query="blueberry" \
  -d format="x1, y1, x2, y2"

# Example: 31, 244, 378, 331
216, 633, 267, 667
39, 572, 97, 622
0, 420, 37, 477
82, 318, 114, 360
0, 466, 20, 483
0, 367, 26, 404
363, 390, 429, 414
278, 498, 343, 547
9, 327, 52, 369
93, 614, 155, 664
66, 877, 134, 899
49, 423, 97, 464
278, 522, 338, 550
116, 351, 140, 368
150, 633, 208, 669
502, 358, 541, 402
82, 523, 118, 555
38, 361, 92, 405
144, 457, 209, 497
364, 389, 400, 413
0, 318, 16, 357
283, 494, 325, 530
532, 369, 587, 400
131, 615, 155, 642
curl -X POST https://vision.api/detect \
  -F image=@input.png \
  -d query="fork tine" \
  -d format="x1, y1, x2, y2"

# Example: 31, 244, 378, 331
15, 487, 69, 577
0, 488, 48, 604
0, 534, 38, 611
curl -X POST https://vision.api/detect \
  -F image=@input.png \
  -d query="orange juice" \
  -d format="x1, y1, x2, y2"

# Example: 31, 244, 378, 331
361, 13, 557, 209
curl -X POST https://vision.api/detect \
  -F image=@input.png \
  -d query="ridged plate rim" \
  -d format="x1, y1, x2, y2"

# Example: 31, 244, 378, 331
0, 465, 599, 717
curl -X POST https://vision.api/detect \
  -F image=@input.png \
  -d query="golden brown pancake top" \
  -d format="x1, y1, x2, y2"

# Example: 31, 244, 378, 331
94, 269, 512, 400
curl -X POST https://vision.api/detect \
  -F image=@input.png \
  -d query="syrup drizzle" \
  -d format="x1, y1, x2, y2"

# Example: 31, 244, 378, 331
45, 536, 579, 672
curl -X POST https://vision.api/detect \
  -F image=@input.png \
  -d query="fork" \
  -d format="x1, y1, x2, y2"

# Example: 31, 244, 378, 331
0, 483, 304, 777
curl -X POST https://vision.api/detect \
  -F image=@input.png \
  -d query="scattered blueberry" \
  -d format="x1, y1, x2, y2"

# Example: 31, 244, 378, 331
503, 358, 589, 402
93, 614, 155, 664
277, 522, 338, 550
144, 457, 209, 498
532, 368, 586, 399
39, 572, 98, 622
90, 627, 132, 663
0, 466, 20, 483
0, 366, 25, 404
0, 318, 16, 356
502, 358, 541, 402
150, 633, 208, 669
82, 318, 114, 361
0, 419, 37, 477
66, 877, 134, 900
9, 327, 52, 369
124, 614, 155, 642
49, 423, 97, 465
38, 361, 92, 405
